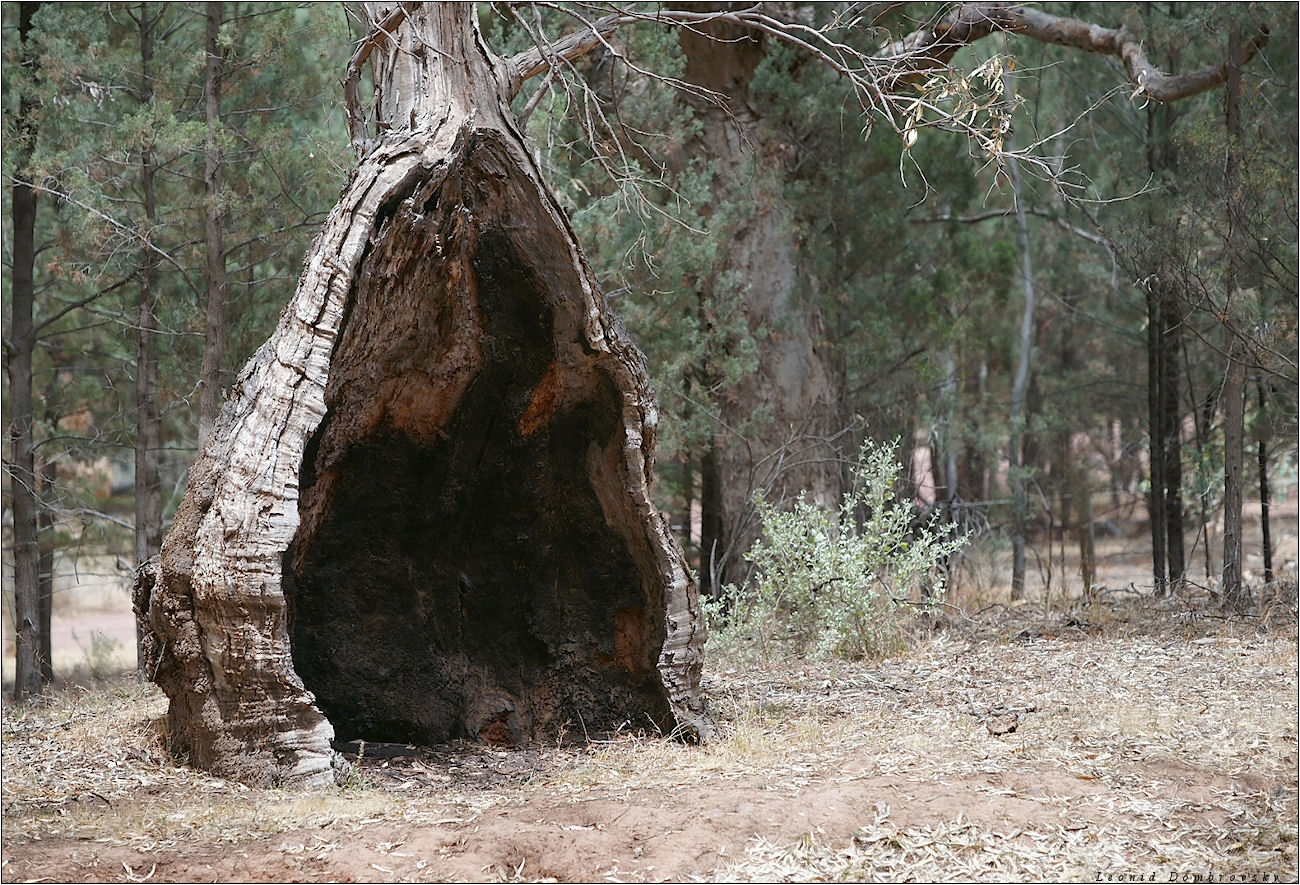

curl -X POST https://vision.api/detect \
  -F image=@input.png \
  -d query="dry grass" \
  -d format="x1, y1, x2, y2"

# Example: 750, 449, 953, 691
0, 682, 514, 853
2, 593, 1296, 883
707, 627, 1298, 881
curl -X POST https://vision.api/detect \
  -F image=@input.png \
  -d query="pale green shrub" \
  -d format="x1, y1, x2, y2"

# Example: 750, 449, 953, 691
707, 439, 967, 662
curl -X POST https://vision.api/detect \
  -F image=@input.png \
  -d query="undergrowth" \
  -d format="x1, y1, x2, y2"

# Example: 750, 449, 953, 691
706, 439, 968, 663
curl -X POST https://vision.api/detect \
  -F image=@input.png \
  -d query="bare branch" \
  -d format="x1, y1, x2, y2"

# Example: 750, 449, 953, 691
343, 2, 418, 158
516, 65, 558, 128
19, 179, 202, 299
506, 10, 624, 94
34, 276, 133, 337
910, 207, 1111, 248
504, 3, 722, 237
503, 3, 1270, 138
879, 3, 1269, 103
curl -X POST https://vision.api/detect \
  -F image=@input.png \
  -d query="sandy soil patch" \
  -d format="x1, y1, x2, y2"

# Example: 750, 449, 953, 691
2, 596, 1295, 883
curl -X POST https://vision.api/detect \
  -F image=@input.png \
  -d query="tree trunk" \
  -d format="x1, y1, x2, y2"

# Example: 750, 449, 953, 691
134, 4, 165, 676
1076, 471, 1096, 600
37, 460, 56, 684
1190, 383, 1217, 582
1004, 85, 1036, 602
198, 0, 228, 445
1052, 286, 1095, 601
939, 346, 962, 592
1143, 50, 1186, 595
677, 18, 848, 588
1145, 272, 1186, 594
134, 3, 706, 787
699, 444, 724, 597
7, 0, 44, 702
1145, 284, 1168, 592
1159, 294, 1186, 590
940, 347, 961, 507
1222, 337, 1247, 608
1220, 24, 1248, 611
1256, 378, 1273, 585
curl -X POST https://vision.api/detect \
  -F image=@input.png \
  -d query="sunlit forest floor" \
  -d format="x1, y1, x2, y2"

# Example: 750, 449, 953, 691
1, 498, 1297, 883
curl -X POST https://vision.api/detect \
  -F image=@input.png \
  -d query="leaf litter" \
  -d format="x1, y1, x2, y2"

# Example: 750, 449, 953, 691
2, 593, 1295, 883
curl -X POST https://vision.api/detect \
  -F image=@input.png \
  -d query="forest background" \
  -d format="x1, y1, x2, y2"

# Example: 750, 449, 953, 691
1, 4, 1297, 881
1, 1, 1297, 690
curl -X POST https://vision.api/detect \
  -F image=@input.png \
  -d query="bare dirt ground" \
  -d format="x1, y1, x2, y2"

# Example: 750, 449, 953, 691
2, 590, 1296, 884
2, 500, 1297, 883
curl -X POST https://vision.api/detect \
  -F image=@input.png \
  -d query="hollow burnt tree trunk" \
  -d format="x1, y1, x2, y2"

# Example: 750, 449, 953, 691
134, 2, 706, 787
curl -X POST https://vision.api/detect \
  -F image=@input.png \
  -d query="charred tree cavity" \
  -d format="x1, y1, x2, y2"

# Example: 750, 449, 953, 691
134, 4, 705, 788
286, 134, 677, 746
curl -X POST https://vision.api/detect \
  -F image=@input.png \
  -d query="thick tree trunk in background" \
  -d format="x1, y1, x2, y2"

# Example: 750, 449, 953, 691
134, 5, 165, 676
198, 1, 228, 445
7, 0, 44, 702
678, 18, 848, 587
135, 3, 706, 787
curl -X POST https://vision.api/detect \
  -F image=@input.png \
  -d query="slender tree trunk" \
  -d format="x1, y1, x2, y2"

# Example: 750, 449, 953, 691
699, 444, 724, 598
37, 460, 56, 684
1190, 384, 1216, 582
1143, 58, 1186, 595
941, 348, 961, 507
1146, 274, 1186, 593
198, 1, 228, 444
1222, 339, 1247, 608
678, 450, 694, 562
134, 3, 706, 787
1220, 25, 1248, 611
1145, 286, 1168, 592
1160, 320, 1186, 590
1076, 466, 1096, 600
1004, 88, 1036, 602
1256, 378, 1273, 585
940, 347, 962, 592
1156, 282, 1186, 591
134, 4, 165, 675
7, 1, 45, 702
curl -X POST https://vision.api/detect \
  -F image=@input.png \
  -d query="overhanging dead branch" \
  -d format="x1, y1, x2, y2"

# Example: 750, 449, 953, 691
502, 2, 1269, 187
